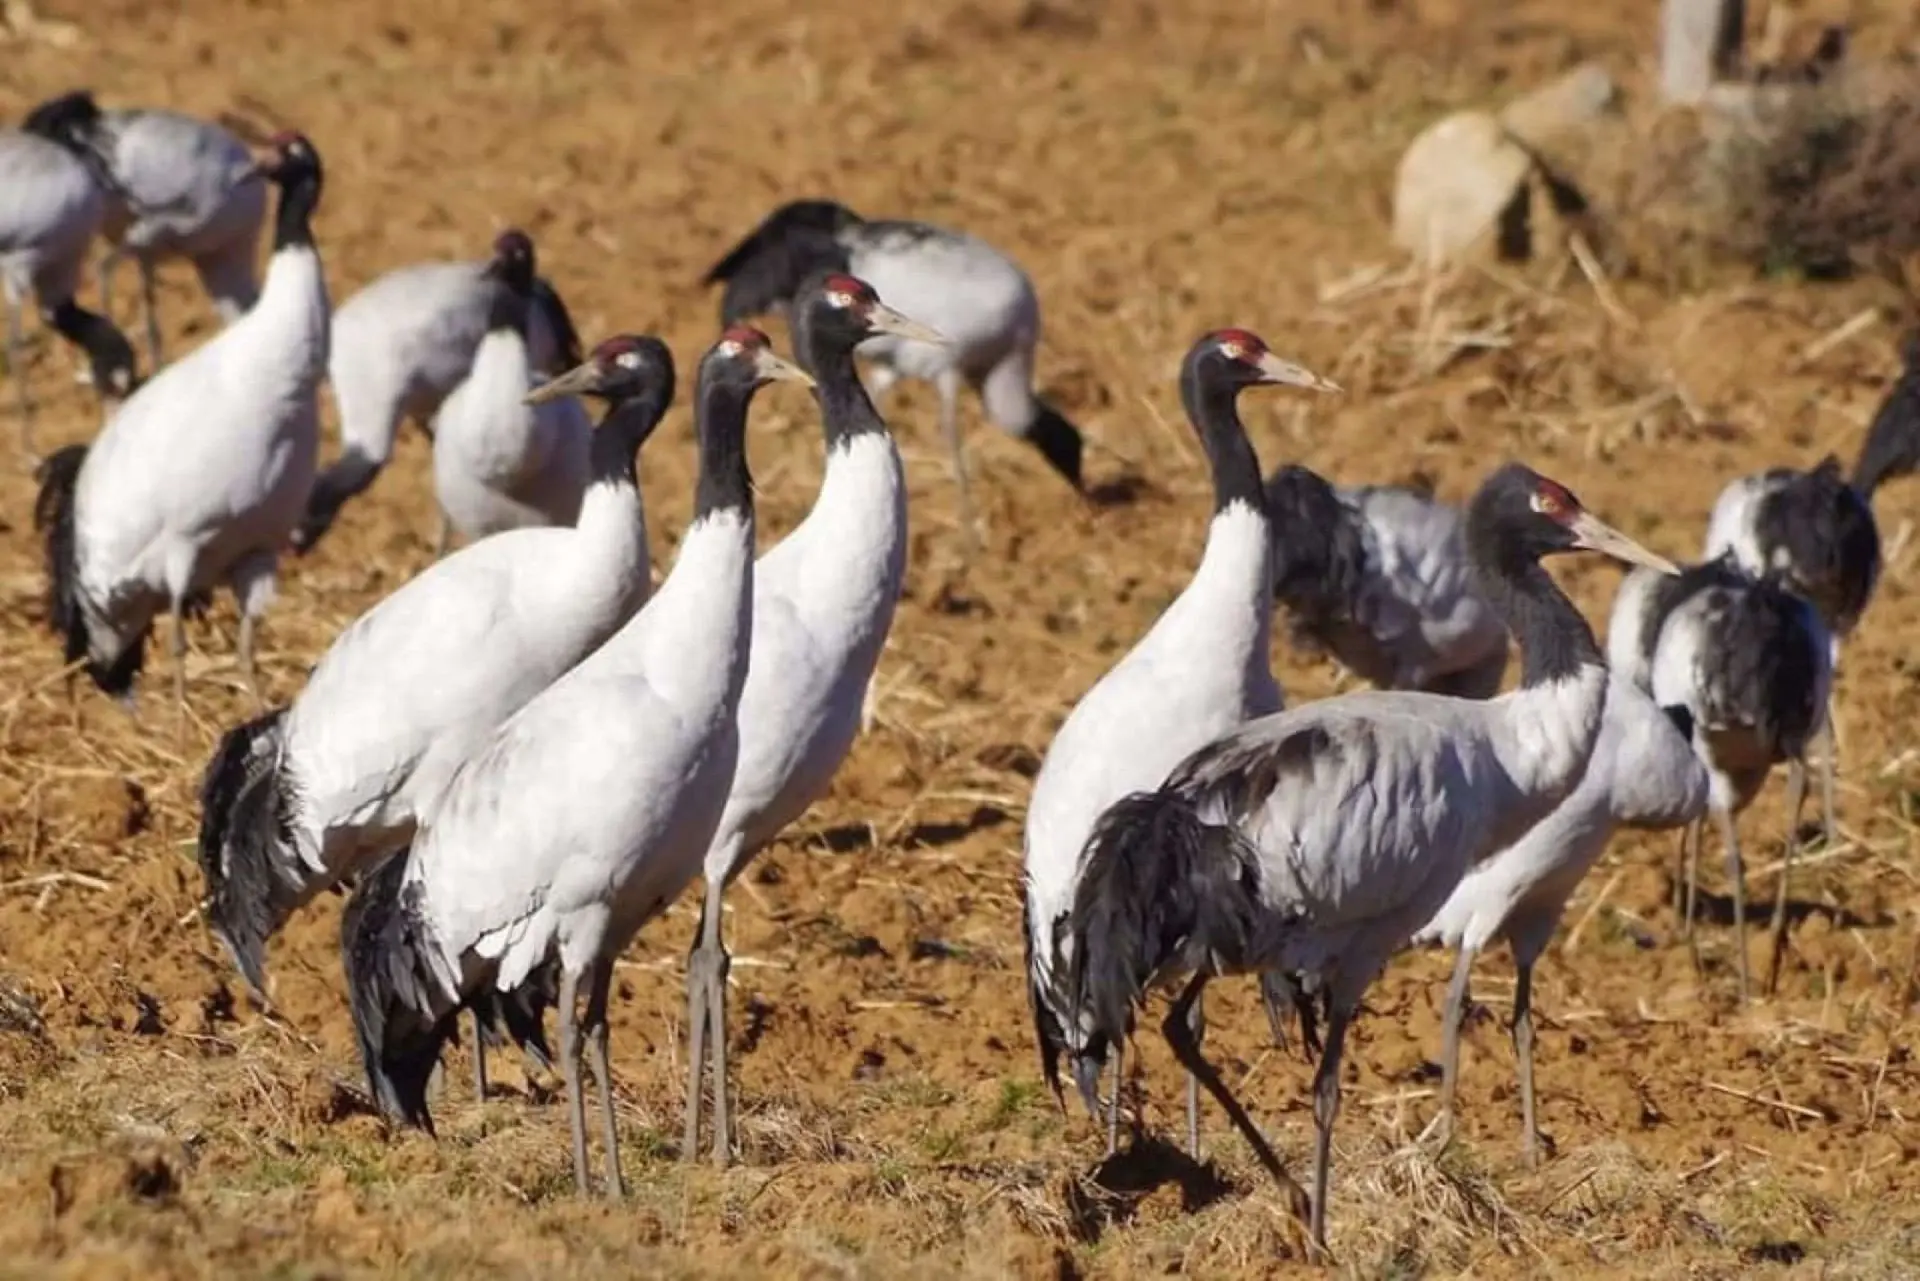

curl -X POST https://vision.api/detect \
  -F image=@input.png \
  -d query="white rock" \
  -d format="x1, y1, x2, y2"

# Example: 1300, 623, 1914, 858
1392, 111, 1534, 267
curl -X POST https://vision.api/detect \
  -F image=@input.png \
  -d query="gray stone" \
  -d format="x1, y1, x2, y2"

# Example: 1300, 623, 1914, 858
1392, 111, 1535, 266
1501, 63, 1619, 154
1660, 0, 1747, 104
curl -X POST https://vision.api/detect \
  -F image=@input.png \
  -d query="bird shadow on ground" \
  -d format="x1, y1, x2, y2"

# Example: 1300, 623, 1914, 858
1084, 473, 1154, 509
901, 804, 1009, 850
1062, 1134, 1236, 1244
802, 804, 1008, 854
1670, 882, 1889, 932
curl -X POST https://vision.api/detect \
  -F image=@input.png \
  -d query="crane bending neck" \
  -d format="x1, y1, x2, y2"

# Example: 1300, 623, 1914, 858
1478, 557, 1602, 688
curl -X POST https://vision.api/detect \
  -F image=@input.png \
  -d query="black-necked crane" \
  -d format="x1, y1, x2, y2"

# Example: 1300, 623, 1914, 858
341, 326, 810, 1199
1412, 673, 1708, 1162
703, 198, 1083, 534
1263, 464, 1510, 698
34, 132, 327, 720
1023, 330, 1337, 1160
430, 229, 593, 554
677, 271, 945, 1166
1700, 457, 1872, 846
294, 241, 581, 552
3, 95, 138, 456
24, 89, 265, 371
1609, 555, 1832, 998
1061, 463, 1676, 1257
197, 334, 672, 1023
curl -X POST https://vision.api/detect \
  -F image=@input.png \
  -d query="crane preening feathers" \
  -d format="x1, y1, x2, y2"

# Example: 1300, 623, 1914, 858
1058, 463, 1675, 1258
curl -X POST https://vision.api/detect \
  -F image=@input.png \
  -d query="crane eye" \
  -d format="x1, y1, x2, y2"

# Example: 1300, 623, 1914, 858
1531, 490, 1563, 515
1220, 341, 1244, 361
615, 350, 641, 370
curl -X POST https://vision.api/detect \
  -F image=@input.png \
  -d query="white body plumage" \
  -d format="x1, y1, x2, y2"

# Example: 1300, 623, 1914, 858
68, 209, 327, 683
403, 505, 754, 997
0, 128, 102, 311
1416, 673, 1709, 960
1024, 500, 1278, 1024
431, 325, 592, 544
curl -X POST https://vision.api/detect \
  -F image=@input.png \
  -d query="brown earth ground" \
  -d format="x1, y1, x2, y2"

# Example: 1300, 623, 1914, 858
1, 0, 1918, 1276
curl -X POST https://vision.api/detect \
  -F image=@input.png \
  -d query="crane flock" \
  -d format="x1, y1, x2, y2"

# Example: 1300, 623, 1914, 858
7, 83, 1919, 1262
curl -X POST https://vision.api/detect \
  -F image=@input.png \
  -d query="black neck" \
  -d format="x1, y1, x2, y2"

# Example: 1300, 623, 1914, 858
272, 174, 320, 252
47, 301, 133, 390
1179, 366, 1266, 515
692, 383, 755, 520
486, 278, 530, 336
801, 334, 886, 450
587, 388, 671, 489
1469, 549, 1600, 688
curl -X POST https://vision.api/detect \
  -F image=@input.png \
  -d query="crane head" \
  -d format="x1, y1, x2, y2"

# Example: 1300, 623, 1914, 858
485, 229, 537, 295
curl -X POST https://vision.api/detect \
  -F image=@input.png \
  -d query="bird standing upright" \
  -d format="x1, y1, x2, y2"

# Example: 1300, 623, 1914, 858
1023, 329, 1337, 1157
1700, 457, 1873, 845
1063, 463, 1676, 1256
704, 199, 1083, 534
678, 272, 946, 1166
34, 132, 328, 717
1608, 556, 1831, 997
342, 327, 810, 1199
430, 230, 592, 553
3, 94, 139, 455
197, 334, 673, 1007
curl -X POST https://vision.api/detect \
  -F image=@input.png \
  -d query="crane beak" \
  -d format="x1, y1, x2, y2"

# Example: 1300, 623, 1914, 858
524, 361, 601, 406
1567, 511, 1679, 574
752, 347, 816, 388
1254, 351, 1340, 393
864, 301, 948, 347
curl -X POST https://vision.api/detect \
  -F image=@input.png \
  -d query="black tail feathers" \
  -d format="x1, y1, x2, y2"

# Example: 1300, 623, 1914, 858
196, 707, 298, 996
1025, 401, 1084, 492
340, 851, 457, 1132
1064, 788, 1264, 1056
35, 444, 92, 665
34, 442, 151, 696
471, 961, 558, 1073
702, 200, 858, 326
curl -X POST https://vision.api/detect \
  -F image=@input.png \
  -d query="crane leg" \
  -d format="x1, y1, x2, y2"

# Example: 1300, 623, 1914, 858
1104, 1042, 1124, 1156
1512, 959, 1540, 1168
230, 552, 276, 709
471, 1007, 490, 1103
707, 921, 733, 1170
1433, 943, 1476, 1150
1681, 817, 1704, 975
1670, 823, 1693, 919
170, 597, 190, 742
1717, 807, 1750, 1002
97, 251, 117, 327
1308, 1005, 1352, 1262
682, 878, 730, 1165
435, 511, 454, 560
1184, 986, 1205, 1159
1162, 974, 1312, 1244
139, 258, 162, 373
935, 368, 979, 549
583, 958, 625, 1198
557, 968, 591, 1195
1818, 709, 1838, 848
1259, 972, 1292, 1054
1768, 759, 1810, 996
7, 291, 32, 459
